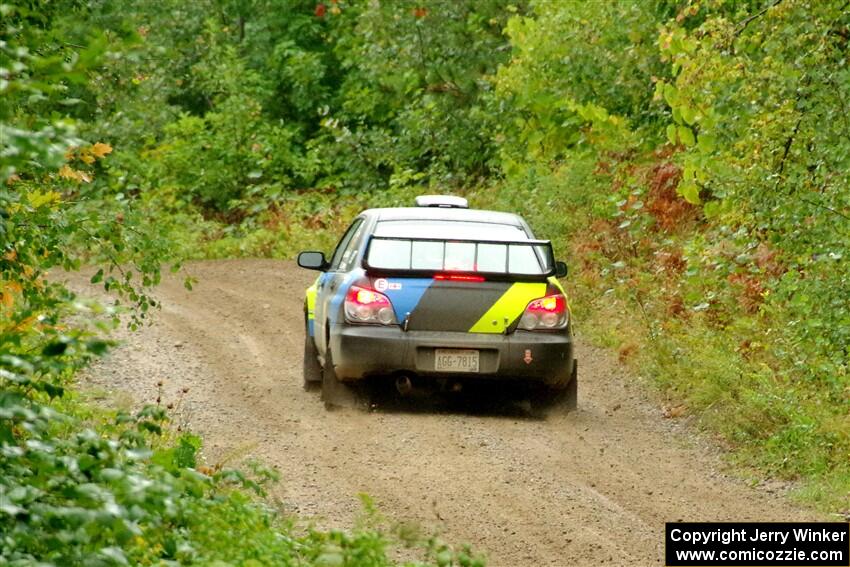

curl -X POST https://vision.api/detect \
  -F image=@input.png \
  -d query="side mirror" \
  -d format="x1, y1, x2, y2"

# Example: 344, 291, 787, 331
298, 251, 328, 271
555, 261, 568, 278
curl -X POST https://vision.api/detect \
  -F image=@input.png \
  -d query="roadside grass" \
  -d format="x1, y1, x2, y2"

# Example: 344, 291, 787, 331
517, 156, 849, 515
160, 158, 850, 515
588, 306, 850, 515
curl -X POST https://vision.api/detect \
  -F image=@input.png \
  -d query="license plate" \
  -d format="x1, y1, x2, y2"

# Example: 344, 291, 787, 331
434, 349, 479, 373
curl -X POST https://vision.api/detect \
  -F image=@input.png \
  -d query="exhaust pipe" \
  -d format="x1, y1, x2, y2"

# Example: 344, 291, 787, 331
395, 375, 413, 396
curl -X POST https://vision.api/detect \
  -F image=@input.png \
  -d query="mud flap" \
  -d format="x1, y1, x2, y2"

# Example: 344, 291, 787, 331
562, 359, 578, 412
321, 350, 368, 410
303, 330, 322, 391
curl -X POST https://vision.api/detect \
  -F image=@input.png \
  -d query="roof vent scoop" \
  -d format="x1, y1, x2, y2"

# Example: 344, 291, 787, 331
414, 195, 469, 209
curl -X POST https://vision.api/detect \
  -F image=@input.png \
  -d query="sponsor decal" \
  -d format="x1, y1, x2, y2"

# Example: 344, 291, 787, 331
374, 278, 402, 292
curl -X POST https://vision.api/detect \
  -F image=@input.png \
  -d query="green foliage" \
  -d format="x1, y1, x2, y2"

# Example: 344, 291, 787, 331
1, 1, 180, 330
494, 0, 675, 167
489, 0, 849, 509
4, 0, 850, 545
71, 0, 520, 219
1, 383, 486, 565
0, 2, 91, 180
321, 0, 515, 187
140, 21, 305, 212
1, 3, 488, 564
657, 0, 850, 377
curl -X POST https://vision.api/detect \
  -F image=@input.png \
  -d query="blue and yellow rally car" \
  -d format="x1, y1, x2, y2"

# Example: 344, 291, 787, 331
298, 196, 577, 410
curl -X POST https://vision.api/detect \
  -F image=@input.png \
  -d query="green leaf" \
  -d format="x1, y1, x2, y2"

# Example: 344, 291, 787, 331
697, 132, 716, 153
0, 503, 24, 517
138, 421, 162, 435
663, 83, 679, 106
672, 106, 682, 125
37, 381, 64, 398
703, 200, 722, 218
666, 124, 678, 145
678, 180, 701, 204
680, 105, 697, 125
678, 125, 695, 147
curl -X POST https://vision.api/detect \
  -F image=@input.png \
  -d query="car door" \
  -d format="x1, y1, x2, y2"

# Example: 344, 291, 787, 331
314, 217, 366, 355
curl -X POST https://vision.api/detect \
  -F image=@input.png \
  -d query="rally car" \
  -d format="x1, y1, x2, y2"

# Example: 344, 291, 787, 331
298, 195, 577, 411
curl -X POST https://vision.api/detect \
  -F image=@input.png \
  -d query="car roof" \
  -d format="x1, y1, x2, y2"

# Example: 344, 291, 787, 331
364, 207, 525, 226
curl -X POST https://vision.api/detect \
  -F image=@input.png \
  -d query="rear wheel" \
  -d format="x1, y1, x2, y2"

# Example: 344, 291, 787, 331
529, 359, 578, 416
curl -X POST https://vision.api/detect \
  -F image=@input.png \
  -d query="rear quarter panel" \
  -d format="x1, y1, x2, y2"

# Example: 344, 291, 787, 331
305, 275, 320, 337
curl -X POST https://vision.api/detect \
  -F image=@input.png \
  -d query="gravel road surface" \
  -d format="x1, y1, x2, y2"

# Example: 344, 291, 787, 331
70, 260, 816, 566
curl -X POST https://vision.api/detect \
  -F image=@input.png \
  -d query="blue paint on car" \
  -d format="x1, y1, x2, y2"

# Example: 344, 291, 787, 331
379, 278, 433, 322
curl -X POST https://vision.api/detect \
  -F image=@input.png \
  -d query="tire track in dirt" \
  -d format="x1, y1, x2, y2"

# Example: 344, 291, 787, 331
69, 259, 818, 567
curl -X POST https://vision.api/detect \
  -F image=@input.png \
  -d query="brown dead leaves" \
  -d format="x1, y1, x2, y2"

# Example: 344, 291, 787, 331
58, 142, 113, 183
646, 162, 696, 232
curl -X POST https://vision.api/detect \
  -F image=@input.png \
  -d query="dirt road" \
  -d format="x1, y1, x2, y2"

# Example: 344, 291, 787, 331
72, 260, 816, 566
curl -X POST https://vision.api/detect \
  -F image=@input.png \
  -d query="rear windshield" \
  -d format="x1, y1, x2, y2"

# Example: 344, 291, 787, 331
373, 220, 529, 241
366, 237, 553, 276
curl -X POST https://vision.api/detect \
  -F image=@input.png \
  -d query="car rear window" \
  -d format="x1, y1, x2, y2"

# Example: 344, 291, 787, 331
367, 220, 552, 275
366, 237, 553, 275
373, 220, 529, 241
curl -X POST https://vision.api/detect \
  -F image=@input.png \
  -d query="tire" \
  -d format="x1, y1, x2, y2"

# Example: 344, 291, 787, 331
563, 359, 578, 412
320, 348, 365, 410
303, 326, 322, 391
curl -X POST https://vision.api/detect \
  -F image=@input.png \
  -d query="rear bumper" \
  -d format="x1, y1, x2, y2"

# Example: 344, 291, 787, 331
329, 323, 574, 386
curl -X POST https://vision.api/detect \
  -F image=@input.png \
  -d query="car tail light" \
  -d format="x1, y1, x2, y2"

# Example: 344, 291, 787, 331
434, 274, 486, 282
518, 294, 569, 330
344, 285, 397, 325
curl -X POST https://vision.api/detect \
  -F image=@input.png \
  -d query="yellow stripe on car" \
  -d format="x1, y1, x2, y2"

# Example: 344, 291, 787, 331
468, 282, 547, 334
547, 276, 572, 310
306, 276, 319, 320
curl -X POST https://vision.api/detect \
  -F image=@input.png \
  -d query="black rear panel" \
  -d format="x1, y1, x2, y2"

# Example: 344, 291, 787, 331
406, 280, 512, 332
